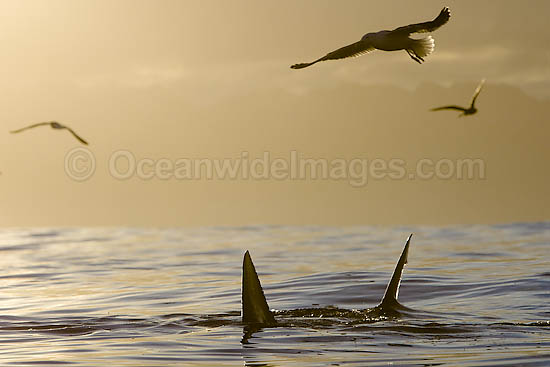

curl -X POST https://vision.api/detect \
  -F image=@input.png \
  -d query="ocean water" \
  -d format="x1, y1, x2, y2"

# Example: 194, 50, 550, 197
0, 223, 548, 366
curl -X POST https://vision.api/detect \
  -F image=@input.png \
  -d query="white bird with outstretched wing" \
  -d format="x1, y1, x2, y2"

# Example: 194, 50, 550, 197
291, 7, 450, 69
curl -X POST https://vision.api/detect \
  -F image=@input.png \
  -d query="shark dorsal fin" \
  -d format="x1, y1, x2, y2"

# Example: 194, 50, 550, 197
379, 234, 412, 308
242, 251, 277, 325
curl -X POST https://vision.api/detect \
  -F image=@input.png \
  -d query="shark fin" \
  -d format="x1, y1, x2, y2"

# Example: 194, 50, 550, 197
378, 234, 412, 308
242, 251, 277, 325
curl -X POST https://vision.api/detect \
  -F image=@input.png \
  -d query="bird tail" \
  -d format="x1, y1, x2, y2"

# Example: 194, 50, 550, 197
411, 36, 435, 58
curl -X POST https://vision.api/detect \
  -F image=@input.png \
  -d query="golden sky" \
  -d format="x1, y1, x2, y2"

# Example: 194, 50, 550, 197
0, 0, 549, 226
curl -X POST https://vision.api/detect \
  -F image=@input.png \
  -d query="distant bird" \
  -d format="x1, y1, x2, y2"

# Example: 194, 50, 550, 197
10, 121, 89, 145
290, 7, 450, 69
431, 79, 486, 117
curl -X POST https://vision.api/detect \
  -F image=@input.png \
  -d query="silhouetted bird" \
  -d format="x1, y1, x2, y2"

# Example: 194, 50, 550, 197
291, 7, 450, 69
431, 79, 486, 117
10, 121, 89, 145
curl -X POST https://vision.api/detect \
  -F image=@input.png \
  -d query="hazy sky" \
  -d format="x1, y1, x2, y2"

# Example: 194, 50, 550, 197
0, 0, 548, 226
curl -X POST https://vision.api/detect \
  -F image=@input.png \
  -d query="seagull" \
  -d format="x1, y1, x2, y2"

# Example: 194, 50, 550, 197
290, 7, 450, 69
431, 79, 486, 117
10, 121, 89, 145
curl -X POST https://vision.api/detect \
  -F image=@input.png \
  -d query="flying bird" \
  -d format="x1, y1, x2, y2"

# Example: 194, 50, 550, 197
431, 79, 486, 117
10, 121, 89, 145
290, 7, 450, 69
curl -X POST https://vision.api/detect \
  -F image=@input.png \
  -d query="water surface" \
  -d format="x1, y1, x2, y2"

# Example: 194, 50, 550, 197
0, 223, 548, 366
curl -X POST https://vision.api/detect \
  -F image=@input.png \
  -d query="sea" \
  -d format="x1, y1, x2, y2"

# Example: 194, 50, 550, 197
0, 223, 548, 366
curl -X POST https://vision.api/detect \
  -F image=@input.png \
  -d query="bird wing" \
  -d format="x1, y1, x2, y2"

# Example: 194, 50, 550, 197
291, 40, 375, 69
470, 78, 486, 108
392, 7, 451, 35
10, 122, 51, 133
65, 127, 89, 145
431, 105, 467, 112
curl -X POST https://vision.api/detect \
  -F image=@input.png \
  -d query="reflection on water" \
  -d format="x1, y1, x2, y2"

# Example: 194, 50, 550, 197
0, 223, 549, 366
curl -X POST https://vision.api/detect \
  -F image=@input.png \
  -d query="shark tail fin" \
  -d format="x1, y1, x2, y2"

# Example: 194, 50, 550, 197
242, 251, 277, 326
378, 234, 413, 309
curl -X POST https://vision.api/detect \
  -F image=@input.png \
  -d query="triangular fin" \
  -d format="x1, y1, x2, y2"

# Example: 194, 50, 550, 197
378, 234, 412, 308
242, 251, 277, 325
